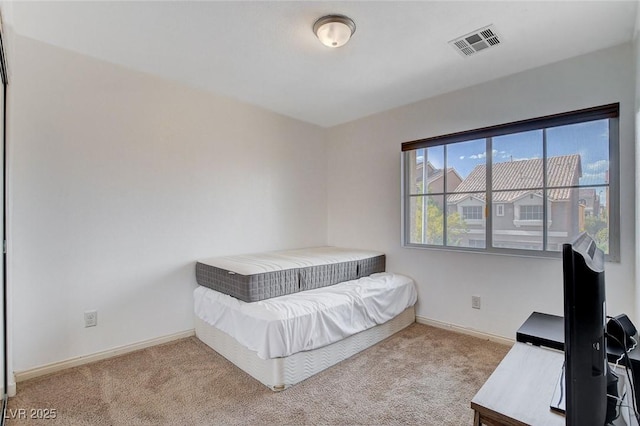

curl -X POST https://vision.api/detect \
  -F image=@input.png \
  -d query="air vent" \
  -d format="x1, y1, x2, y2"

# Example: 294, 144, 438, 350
449, 25, 501, 57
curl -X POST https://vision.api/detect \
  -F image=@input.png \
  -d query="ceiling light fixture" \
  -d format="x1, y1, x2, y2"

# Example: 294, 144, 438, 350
313, 15, 356, 48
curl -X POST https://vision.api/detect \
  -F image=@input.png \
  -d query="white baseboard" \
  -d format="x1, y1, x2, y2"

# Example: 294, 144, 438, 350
14, 329, 195, 385
13, 321, 510, 388
416, 315, 514, 347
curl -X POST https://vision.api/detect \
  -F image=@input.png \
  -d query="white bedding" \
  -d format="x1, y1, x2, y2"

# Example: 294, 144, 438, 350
197, 246, 384, 275
193, 272, 417, 359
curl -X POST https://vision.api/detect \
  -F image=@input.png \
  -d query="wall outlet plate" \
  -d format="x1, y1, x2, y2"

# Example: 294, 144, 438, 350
84, 310, 97, 327
472, 296, 481, 310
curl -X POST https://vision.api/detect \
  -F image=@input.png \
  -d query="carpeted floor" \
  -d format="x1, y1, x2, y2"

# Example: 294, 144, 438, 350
7, 323, 510, 425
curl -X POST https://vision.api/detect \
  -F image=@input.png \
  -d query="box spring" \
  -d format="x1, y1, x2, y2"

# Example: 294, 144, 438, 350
195, 306, 415, 391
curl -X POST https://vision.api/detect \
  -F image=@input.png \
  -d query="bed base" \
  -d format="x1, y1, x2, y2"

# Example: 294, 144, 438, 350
195, 306, 415, 391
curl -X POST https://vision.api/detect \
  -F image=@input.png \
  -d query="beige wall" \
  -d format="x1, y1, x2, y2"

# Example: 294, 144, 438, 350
8, 35, 327, 372
327, 43, 636, 339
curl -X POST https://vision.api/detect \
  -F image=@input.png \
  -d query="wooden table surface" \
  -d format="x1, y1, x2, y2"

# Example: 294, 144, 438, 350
471, 342, 566, 426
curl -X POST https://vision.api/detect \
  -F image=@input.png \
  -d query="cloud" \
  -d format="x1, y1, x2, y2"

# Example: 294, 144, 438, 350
467, 149, 503, 160
581, 172, 607, 183
469, 151, 489, 160
496, 154, 540, 162
584, 159, 608, 171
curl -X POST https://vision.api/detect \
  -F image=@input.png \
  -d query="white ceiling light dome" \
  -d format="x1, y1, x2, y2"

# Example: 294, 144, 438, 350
313, 15, 356, 48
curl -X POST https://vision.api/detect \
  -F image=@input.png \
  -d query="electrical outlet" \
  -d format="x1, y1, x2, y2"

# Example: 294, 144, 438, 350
472, 296, 481, 310
84, 310, 97, 327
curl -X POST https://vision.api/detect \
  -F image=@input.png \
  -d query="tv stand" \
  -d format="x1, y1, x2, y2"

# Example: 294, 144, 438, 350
471, 342, 565, 425
516, 311, 640, 408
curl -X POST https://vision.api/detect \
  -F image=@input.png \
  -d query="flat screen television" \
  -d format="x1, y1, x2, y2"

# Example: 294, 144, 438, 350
563, 232, 607, 426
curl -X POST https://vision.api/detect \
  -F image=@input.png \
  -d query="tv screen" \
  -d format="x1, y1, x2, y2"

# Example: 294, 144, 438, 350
563, 232, 607, 426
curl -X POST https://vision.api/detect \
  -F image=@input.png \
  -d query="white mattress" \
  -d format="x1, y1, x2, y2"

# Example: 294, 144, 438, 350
197, 246, 384, 275
194, 272, 417, 359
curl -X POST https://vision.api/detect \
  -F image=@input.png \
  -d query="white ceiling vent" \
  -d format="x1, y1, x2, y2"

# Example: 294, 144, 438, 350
449, 25, 501, 57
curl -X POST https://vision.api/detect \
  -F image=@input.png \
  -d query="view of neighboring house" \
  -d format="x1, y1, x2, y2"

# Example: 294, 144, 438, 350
578, 187, 601, 231
414, 160, 463, 209
579, 187, 602, 217
447, 154, 583, 251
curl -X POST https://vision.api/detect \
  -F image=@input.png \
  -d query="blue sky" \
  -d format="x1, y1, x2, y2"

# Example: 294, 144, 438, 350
417, 119, 609, 187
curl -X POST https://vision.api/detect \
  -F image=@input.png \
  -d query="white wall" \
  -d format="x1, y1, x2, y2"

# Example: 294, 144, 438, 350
8, 36, 327, 372
327, 43, 637, 339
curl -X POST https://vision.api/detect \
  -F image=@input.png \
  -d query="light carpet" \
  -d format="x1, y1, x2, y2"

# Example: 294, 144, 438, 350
7, 323, 510, 425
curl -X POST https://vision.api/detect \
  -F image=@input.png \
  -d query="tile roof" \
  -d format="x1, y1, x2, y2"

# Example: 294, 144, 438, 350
447, 154, 581, 204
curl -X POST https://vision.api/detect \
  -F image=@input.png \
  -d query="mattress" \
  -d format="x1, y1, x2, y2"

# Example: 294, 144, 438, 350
195, 306, 416, 391
195, 246, 386, 302
194, 272, 417, 359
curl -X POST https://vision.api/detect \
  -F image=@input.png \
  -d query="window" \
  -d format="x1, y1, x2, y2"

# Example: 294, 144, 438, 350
462, 206, 483, 220
519, 205, 543, 221
401, 104, 620, 260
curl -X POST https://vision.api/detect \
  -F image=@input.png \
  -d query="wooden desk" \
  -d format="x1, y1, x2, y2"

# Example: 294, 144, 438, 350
471, 342, 565, 426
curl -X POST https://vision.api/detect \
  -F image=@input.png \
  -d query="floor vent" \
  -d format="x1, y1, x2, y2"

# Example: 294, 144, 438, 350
449, 25, 501, 57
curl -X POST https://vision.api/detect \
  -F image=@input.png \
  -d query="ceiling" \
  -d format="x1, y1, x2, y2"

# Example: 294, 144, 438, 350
6, 1, 639, 128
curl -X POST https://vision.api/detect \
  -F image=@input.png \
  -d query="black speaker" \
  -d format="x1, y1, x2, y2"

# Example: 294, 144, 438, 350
606, 314, 637, 349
